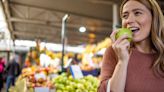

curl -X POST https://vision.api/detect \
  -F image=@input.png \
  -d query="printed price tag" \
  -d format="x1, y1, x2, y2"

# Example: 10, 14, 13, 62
70, 65, 83, 79
35, 87, 49, 92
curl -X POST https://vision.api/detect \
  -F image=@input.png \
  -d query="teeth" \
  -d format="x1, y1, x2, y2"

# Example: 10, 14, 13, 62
129, 27, 139, 30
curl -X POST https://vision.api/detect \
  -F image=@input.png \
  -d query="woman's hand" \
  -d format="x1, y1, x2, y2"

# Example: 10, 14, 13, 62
110, 30, 131, 63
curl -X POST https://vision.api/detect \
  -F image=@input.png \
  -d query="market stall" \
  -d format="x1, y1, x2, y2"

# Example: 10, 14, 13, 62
8, 37, 112, 92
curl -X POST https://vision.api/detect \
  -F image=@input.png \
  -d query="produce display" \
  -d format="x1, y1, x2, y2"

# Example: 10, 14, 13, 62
24, 37, 111, 71
84, 37, 112, 54
52, 73, 100, 92
10, 70, 100, 92
10, 38, 113, 92
17, 66, 57, 89
80, 37, 111, 71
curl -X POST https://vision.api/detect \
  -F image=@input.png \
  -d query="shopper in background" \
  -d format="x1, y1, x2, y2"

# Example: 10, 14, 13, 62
0, 57, 5, 92
5, 54, 20, 92
72, 53, 81, 65
98, 0, 164, 92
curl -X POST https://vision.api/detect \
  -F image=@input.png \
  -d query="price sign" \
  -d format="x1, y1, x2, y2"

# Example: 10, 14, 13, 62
70, 65, 83, 79
35, 87, 49, 92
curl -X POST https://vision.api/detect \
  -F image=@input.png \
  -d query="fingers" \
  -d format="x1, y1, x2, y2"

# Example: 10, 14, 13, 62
112, 36, 130, 52
113, 39, 130, 50
114, 34, 130, 45
111, 30, 131, 56
112, 39, 130, 61
110, 30, 119, 43
121, 39, 130, 50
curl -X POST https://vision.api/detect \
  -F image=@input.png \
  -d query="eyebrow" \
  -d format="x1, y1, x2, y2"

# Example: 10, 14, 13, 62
122, 8, 144, 14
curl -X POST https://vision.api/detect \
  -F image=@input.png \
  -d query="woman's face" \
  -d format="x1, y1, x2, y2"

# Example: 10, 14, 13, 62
121, 0, 152, 42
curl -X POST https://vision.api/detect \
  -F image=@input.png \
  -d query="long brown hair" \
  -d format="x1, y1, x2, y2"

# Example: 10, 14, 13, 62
120, 0, 164, 77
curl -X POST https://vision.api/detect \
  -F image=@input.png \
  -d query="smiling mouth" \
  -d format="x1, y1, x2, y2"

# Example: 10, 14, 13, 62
130, 28, 140, 34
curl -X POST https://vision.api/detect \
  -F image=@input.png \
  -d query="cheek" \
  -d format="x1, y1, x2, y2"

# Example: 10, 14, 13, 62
140, 17, 152, 32
141, 13, 152, 27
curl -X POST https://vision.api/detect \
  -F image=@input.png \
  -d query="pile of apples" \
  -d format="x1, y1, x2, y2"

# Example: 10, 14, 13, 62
52, 73, 100, 92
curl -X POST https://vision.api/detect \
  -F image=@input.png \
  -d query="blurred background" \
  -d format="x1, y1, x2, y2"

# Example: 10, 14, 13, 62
0, 0, 164, 92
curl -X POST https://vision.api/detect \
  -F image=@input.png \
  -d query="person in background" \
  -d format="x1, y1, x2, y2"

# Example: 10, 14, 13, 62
72, 53, 81, 65
98, 0, 164, 92
5, 54, 20, 92
0, 57, 5, 92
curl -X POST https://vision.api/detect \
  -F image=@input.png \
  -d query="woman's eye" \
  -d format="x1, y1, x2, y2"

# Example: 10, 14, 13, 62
122, 14, 128, 19
135, 11, 142, 16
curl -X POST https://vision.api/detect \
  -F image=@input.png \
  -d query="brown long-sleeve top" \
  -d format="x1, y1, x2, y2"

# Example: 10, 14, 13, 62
98, 46, 164, 92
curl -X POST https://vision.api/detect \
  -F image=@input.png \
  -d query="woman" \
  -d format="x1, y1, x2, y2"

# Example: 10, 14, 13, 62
98, 0, 164, 92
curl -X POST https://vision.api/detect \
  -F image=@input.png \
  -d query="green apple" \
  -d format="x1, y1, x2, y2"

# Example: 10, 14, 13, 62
56, 90, 62, 92
115, 28, 132, 42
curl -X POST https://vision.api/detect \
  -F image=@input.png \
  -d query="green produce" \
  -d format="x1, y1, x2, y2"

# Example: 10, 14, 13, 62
52, 74, 100, 92
116, 28, 132, 42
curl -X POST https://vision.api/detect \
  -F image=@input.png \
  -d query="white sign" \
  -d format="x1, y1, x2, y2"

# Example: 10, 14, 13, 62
70, 65, 83, 79
35, 87, 49, 92
64, 58, 73, 68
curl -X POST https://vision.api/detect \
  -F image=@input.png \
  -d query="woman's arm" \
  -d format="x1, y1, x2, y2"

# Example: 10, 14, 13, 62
98, 47, 118, 92
110, 60, 128, 92
109, 30, 131, 92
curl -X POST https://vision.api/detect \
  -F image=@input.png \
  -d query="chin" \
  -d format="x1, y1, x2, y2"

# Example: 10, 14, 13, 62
133, 37, 150, 43
132, 38, 142, 43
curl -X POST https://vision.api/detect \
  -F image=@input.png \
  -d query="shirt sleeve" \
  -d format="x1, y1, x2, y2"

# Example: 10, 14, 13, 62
98, 46, 117, 92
